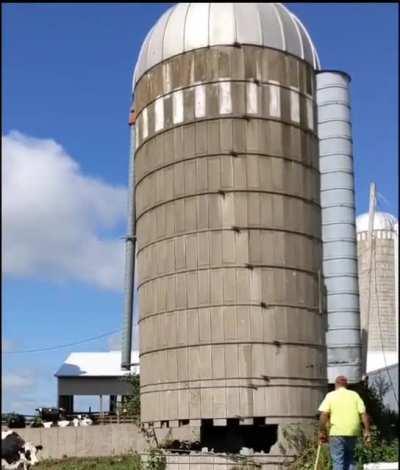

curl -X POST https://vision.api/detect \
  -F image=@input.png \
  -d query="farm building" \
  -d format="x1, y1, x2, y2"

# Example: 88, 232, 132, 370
55, 351, 139, 414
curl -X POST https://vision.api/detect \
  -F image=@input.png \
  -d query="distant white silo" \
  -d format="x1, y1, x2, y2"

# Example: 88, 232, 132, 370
356, 211, 398, 373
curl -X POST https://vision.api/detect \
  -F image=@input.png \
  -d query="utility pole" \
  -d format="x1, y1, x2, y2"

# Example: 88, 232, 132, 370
362, 182, 376, 375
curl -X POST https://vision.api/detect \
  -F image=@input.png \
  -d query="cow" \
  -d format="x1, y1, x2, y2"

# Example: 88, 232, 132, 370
79, 416, 93, 427
71, 415, 92, 427
1, 431, 43, 469
56, 420, 70, 428
71, 417, 80, 427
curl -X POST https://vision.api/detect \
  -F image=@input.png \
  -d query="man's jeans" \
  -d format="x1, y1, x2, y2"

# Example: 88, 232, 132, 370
329, 436, 358, 470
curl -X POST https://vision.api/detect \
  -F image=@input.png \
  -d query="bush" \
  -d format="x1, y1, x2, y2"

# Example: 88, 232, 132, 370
119, 373, 140, 421
283, 379, 399, 469
283, 425, 332, 470
142, 448, 166, 470
284, 425, 398, 470
355, 379, 398, 442
355, 427, 398, 466
31, 416, 44, 428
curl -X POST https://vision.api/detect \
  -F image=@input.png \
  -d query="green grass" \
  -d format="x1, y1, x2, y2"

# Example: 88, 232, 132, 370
36, 455, 142, 470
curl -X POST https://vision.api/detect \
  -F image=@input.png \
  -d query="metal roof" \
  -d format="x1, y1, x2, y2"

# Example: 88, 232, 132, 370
133, 3, 320, 87
55, 351, 139, 377
356, 212, 398, 233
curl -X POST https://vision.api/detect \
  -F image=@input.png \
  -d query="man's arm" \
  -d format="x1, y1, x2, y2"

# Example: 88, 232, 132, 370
356, 393, 370, 444
361, 412, 371, 444
319, 412, 329, 442
318, 394, 331, 443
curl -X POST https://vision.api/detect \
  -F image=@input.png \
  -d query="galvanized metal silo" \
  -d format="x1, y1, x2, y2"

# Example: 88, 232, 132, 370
127, 2, 327, 453
316, 71, 362, 383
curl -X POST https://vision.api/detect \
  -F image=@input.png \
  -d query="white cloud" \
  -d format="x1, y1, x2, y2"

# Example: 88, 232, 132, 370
2, 131, 127, 291
4, 372, 34, 389
2, 367, 57, 414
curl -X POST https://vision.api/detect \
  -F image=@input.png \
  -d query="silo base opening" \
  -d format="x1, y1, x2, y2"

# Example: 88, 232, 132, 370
200, 419, 278, 453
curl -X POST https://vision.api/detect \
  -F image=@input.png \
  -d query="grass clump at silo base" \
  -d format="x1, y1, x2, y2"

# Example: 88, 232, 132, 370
36, 454, 142, 470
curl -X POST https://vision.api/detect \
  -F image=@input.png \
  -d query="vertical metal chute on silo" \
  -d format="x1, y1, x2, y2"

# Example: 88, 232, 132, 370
121, 107, 137, 370
316, 71, 362, 383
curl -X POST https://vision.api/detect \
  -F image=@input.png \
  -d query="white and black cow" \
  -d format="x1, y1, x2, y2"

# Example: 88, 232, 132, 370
1, 431, 43, 469
71, 415, 93, 427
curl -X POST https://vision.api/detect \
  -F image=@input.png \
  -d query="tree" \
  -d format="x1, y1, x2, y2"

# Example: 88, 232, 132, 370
355, 378, 398, 442
119, 373, 140, 421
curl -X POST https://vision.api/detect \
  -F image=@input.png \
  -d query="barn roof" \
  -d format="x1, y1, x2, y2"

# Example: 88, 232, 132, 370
55, 351, 139, 377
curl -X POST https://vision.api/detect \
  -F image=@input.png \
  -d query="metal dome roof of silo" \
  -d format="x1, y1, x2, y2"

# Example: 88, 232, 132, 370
133, 3, 320, 87
356, 212, 398, 233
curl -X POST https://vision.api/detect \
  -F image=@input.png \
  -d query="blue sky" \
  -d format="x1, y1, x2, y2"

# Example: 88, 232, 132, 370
2, 3, 398, 414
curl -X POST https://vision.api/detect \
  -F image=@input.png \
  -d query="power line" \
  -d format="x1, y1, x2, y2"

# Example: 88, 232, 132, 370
376, 191, 394, 212
3, 329, 121, 355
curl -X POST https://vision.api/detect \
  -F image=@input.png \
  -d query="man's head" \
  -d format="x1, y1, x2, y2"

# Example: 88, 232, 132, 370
335, 375, 348, 389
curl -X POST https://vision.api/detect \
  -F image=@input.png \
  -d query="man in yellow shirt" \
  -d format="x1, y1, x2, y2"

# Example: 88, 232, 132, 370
318, 375, 371, 470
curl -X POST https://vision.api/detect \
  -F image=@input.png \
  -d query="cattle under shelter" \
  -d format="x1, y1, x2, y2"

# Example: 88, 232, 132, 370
55, 351, 139, 415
